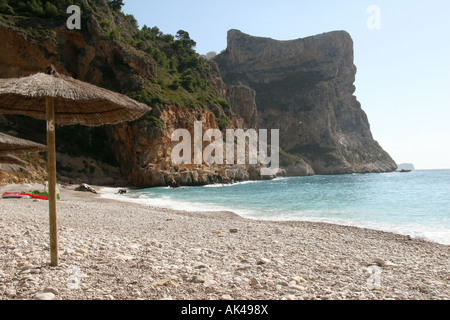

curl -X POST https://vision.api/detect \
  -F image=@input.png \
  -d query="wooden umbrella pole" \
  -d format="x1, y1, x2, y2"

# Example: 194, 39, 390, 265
46, 97, 58, 266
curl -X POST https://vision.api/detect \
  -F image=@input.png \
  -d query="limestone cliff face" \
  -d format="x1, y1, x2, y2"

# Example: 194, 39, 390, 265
226, 84, 258, 129
108, 105, 266, 188
0, 18, 396, 187
216, 30, 397, 174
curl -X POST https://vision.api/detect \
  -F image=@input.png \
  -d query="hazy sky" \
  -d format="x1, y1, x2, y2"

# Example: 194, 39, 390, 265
123, 0, 450, 170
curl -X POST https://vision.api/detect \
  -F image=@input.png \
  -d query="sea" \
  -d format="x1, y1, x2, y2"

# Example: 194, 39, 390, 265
100, 170, 450, 246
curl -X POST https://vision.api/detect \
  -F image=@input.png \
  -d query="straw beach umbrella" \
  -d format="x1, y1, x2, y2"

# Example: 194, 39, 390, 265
0, 132, 46, 156
0, 153, 28, 166
0, 153, 28, 173
0, 66, 149, 125
0, 66, 151, 266
0, 132, 45, 173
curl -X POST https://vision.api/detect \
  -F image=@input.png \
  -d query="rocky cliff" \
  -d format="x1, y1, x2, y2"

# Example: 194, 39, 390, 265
216, 30, 397, 174
0, 2, 267, 187
0, 2, 396, 187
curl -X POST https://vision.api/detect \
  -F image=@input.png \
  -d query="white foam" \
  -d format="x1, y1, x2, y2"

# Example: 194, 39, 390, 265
203, 180, 265, 188
272, 177, 289, 181
99, 187, 228, 212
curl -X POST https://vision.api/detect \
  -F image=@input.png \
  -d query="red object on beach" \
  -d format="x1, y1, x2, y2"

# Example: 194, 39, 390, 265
3, 192, 48, 200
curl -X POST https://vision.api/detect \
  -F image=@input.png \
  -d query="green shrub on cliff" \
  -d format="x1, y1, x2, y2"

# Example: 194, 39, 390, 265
22, 0, 44, 16
124, 14, 138, 29
107, 0, 124, 12
43, 2, 58, 17
0, 0, 83, 17
169, 77, 181, 90
279, 149, 304, 168
1, 0, 61, 17
144, 116, 165, 130
108, 26, 122, 40
123, 22, 229, 113
180, 69, 195, 92
216, 117, 229, 131
0, 0, 14, 14
99, 18, 111, 32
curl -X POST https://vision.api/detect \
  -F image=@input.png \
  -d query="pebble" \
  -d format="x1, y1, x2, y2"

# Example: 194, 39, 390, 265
257, 258, 271, 265
20, 265, 33, 271
192, 262, 208, 269
131, 290, 141, 297
43, 287, 60, 295
203, 279, 217, 287
250, 278, 259, 286
290, 276, 306, 284
34, 292, 55, 300
115, 254, 134, 261
289, 285, 306, 291
236, 264, 252, 271
152, 279, 179, 287
191, 275, 205, 284
5, 289, 16, 297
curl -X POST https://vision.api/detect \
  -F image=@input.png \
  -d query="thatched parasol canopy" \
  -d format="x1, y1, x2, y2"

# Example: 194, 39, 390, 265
0, 132, 46, 156
0, 153, 28, 166
0, 66, 151, 126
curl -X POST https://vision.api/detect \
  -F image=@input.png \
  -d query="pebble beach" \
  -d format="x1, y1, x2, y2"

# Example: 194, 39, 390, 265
0, 183, 449, 300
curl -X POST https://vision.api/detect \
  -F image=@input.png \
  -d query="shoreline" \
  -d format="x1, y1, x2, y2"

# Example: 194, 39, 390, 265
1, 183, 449, 300
99, 182, 450, 247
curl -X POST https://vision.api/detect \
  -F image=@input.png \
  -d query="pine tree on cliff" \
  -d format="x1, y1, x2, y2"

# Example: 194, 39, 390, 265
175, 30, 197, 50
108, 0, 124, 11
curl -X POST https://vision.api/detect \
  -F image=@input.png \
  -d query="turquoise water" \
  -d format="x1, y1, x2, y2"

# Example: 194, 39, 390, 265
102, 170, 450, 245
